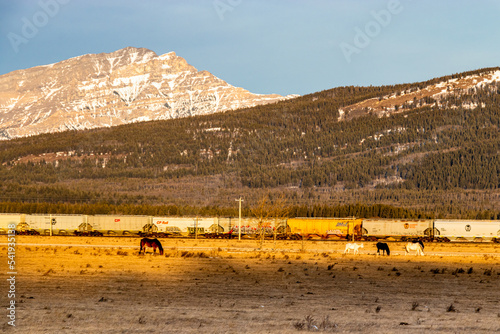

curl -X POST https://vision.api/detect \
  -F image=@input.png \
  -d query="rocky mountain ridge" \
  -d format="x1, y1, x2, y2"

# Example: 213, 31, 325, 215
0, 47, 295, 140
338, 69, 500, 121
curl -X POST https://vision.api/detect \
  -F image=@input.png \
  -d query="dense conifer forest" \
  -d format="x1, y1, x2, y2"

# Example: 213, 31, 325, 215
1, 68, 499, 219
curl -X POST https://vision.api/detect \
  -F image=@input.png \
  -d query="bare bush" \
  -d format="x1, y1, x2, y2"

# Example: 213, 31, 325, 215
293, 315, 337, 331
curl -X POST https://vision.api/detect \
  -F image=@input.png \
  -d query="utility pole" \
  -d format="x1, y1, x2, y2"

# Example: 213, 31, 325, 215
195, 216, 198, 239
235, 197, 244, 241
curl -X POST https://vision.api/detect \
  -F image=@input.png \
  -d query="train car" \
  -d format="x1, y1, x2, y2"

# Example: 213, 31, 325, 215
150, 217, 221, 236
216, 217, 240, 233
88, 215, 150, 236
0, 214, 23, 234
215, 217, 258, 238
216, 217, 287, 238
235, 218, 286, 237
217, 217, 251, 236
287, 218, 362, 239
25, 214, 85, 235
361, 219, 434, 241
434, 219, 500, 241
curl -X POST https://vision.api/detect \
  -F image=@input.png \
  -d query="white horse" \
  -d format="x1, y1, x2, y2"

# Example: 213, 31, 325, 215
344, 243, 364, 255
404, 242, 424, 256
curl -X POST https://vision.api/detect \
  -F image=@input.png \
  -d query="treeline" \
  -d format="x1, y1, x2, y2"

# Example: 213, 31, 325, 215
0, 183, 156, 205
0, 201, 498, 220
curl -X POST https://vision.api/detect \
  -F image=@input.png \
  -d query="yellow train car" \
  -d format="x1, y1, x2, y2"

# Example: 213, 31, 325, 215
287, 217, 362, 239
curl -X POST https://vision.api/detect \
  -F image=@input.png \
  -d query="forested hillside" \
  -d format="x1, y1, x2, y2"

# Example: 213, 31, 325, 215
1, 68, 499, 219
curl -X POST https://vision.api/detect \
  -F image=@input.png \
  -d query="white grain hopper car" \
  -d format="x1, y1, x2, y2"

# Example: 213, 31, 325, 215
363, 219, 432, 239
151, 217, 221, 235
25, 214, 85, 235
434, 219, 500, 241
361, 219, 434, 240
216, 217, 286, 235
0, 214, 24, 233
88, 215, 150, 235
216, 217, 260, 234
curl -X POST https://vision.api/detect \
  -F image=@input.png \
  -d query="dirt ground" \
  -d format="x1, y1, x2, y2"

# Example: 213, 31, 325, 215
2, 236, 500, 333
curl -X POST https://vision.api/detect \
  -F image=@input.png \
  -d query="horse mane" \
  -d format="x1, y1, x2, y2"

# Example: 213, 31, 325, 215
413, 239, 424, 250
418, 240, 424, 250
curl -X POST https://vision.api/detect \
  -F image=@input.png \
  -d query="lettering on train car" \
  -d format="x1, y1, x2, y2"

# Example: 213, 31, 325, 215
156, 221, 169, 225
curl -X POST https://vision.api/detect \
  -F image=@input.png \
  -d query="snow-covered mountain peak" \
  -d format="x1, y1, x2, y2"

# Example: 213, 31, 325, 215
0, 47, 294, 140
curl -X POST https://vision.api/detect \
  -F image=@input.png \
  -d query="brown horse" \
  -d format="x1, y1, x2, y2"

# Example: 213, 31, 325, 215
139, 238, 164, 255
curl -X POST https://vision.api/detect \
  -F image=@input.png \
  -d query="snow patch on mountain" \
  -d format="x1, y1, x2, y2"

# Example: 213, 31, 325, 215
338, 69, 500, 121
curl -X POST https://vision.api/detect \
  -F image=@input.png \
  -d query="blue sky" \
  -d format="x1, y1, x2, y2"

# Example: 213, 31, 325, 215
1, 0, 500, 96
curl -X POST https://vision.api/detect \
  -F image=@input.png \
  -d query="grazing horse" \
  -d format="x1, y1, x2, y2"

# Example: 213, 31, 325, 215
404, 242, 424, 256
412, 239, 424, 251
139, 238, 164, 255
344, 243, 364, 255
376, 242, 390, 256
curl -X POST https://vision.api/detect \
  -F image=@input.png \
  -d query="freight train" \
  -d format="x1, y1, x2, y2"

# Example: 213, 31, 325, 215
0, 214, 499, 242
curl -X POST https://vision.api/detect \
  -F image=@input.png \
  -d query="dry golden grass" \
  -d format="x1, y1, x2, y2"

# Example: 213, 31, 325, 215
2, 236, 500, 333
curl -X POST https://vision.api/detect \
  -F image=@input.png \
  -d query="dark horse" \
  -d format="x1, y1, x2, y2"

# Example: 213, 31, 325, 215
139, 238, 164, 255
376, 242, 390, 256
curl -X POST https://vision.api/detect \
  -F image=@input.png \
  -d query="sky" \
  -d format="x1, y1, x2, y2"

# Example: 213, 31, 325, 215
1, 0, 500, 96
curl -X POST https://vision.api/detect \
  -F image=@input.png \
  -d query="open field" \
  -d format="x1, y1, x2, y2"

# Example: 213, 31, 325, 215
2, 236, 500, 333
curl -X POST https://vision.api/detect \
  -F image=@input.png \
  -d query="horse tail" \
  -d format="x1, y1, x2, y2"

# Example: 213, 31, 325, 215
139, 239, 144, 254
386, 245, 390, 256
418, 240, 424, 250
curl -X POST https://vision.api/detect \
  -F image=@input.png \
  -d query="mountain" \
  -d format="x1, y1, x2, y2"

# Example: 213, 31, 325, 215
338, 69, 500, 121
0, 47, 295, 140
0, 67, 499, 218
